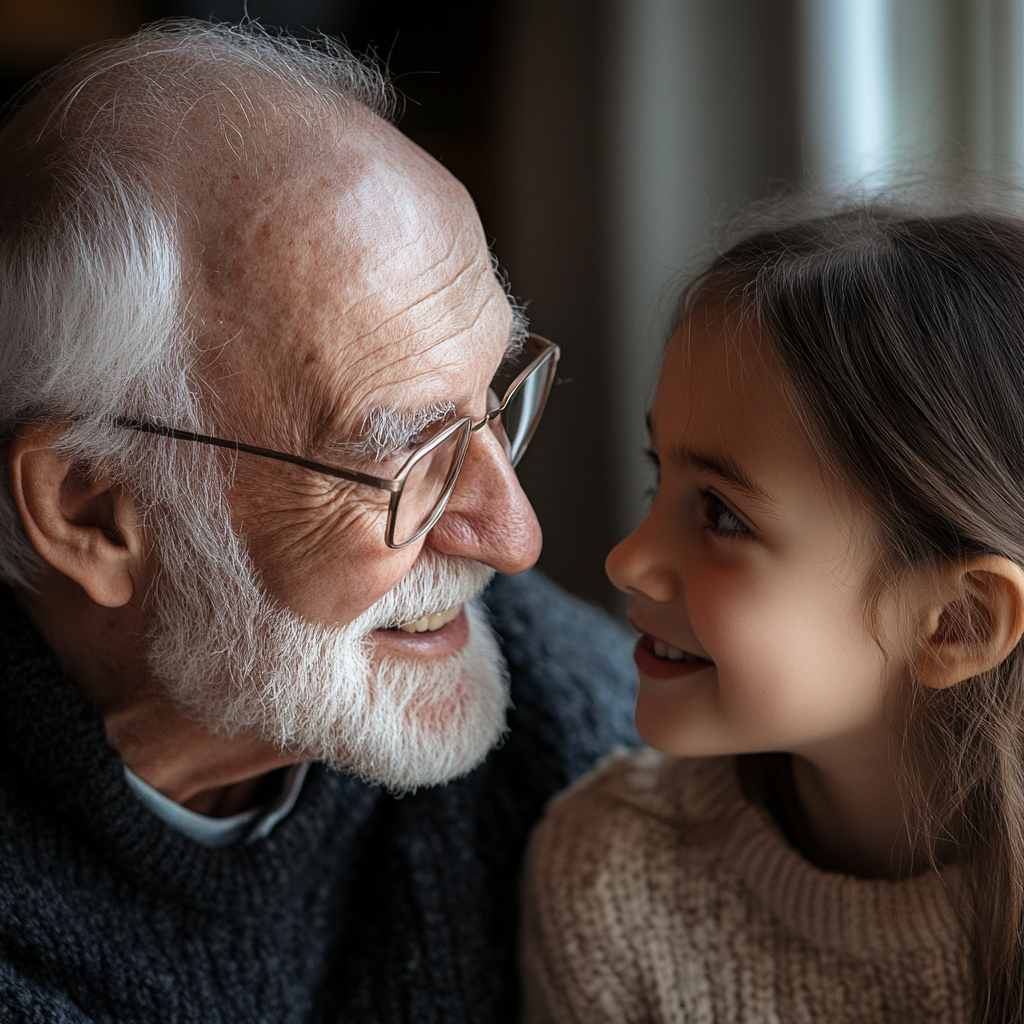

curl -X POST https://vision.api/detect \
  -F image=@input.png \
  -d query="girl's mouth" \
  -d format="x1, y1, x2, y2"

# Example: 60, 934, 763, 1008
633, 634, 714, 680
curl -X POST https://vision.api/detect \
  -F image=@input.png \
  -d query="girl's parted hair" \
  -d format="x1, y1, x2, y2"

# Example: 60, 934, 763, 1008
698, 200, 1024, 1022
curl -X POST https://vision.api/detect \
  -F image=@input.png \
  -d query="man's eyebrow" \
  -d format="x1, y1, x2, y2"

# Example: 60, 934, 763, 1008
504, 304, 529, 360
646, 413, 776, 505
327, 401, 456, 462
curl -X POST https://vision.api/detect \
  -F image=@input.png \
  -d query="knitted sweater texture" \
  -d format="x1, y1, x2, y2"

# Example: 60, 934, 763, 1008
522, 749, 969, 1024
0, 571, 638, 1024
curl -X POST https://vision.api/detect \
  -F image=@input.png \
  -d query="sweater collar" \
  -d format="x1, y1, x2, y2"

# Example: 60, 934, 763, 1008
663, 755, 965, 957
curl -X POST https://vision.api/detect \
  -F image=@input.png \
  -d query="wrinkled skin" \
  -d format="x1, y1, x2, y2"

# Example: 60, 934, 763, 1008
11, 109, 541, 816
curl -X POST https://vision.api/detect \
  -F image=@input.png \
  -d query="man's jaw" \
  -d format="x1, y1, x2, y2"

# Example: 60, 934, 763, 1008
372, 604, 470, 657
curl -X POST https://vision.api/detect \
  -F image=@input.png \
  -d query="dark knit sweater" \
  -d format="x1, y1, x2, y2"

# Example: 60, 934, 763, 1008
0, 570, 638, 1024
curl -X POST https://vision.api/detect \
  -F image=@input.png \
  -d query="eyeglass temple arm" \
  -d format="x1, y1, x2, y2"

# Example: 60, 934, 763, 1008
112, 337, 558, 490
113, 417, 402, 492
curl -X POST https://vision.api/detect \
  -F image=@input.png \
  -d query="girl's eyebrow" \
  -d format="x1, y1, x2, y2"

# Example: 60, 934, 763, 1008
645, 414, 776, 505
681, 448, 776, 506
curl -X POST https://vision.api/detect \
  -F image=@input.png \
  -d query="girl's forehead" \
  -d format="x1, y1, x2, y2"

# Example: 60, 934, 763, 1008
656, 314, 790, 438
656, 312, 882, 566
659, 315, 849, 493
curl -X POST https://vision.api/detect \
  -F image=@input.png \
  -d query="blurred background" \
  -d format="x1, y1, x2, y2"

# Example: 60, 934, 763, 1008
2, 0, 1023, 611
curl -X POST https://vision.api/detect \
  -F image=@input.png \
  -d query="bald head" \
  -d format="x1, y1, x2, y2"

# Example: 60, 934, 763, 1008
0, 20, 522, 586
0, 20, 391, 216
190, 109, 510, 455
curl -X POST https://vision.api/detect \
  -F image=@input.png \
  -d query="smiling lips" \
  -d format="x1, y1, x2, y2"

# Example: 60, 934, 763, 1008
650, 638, 707, 663
373, 604, 470, 659
398, 604, 463, 634
634, 633, 714, 679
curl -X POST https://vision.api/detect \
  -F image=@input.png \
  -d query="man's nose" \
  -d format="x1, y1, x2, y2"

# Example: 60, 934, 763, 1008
425, 427, 542, 573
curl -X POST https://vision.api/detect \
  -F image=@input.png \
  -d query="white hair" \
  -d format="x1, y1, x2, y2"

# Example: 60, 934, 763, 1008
147, 489, 509, 791
0, 19, 394, 586
0, 20, 521, 788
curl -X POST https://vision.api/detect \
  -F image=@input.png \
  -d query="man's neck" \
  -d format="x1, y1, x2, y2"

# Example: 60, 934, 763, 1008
105, 690, 299, 815
16, 574, 299, 817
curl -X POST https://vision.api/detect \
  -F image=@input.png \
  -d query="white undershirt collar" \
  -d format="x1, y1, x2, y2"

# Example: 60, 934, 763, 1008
124, 762, 310, 847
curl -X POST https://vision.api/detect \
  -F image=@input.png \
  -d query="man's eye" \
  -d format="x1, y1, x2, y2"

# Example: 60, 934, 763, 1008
699, 491, 751, 539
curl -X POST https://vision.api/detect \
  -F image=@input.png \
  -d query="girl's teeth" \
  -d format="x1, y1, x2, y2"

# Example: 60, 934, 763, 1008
651, 639, 699, 662
399, 604, 462, 633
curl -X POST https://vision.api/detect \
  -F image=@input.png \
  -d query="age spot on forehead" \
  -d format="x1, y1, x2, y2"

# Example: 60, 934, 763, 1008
190, 114, 509, 455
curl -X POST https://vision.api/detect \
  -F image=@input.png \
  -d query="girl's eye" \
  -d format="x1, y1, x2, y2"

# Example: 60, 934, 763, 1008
699, 490, 752, 539
644, 448, 661, 500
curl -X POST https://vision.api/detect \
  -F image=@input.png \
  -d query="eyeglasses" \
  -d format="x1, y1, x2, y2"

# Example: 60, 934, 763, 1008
116, 333, 559, 548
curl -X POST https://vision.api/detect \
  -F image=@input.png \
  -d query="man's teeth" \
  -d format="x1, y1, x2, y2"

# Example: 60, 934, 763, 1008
652, 639, 706, 663
399, 604, 462, 634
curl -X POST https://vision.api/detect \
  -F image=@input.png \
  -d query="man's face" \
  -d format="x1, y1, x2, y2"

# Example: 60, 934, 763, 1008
191, 111, 541, 641
144, 113, 543, 787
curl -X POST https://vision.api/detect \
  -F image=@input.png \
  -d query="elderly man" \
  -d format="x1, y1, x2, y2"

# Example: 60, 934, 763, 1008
0, 20, 635, 1024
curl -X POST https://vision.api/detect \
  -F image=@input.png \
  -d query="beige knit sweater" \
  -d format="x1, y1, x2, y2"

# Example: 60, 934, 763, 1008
521, 749, 969, 1024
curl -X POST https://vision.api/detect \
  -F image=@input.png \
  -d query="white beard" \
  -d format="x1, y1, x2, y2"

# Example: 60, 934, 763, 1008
143, 506, 510, 793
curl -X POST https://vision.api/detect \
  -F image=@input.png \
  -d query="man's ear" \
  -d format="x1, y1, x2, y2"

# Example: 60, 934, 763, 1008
915, 554, 1024, 690
7, 421, 145, 608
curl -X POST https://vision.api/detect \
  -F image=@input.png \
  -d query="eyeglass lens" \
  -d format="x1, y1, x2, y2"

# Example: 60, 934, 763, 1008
390, 344, 554, 546
502, 365, 545, 466
391, 426, 469, 547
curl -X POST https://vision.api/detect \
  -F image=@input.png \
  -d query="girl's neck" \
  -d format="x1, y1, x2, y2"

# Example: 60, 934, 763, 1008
791, 753, 917, 879
775, 724, 936, 880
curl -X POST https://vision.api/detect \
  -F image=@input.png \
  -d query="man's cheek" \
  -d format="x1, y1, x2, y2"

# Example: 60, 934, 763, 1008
298, 551, 419, 629
244, 519, 419, 629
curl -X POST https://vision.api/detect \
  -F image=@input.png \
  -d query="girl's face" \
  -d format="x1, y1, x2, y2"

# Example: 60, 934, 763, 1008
607, 309, 904, 760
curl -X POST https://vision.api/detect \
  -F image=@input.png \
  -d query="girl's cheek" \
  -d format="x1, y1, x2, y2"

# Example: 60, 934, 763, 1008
684, 554, 754, 652
686, 560, 806, 704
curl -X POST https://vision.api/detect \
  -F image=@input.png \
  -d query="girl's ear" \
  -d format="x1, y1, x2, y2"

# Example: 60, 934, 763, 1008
915, 554, 1024, 689
7, 421, 146, 608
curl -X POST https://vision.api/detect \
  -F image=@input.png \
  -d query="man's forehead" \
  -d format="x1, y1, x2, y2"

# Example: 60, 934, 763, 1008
191, 113, 513, 442
297, 221, 512, 440
309, 312, 513, 442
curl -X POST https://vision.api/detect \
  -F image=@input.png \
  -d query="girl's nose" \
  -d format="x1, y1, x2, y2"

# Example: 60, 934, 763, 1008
605, 515, 678, 603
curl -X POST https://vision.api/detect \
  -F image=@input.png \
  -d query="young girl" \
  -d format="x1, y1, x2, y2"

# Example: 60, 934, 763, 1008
521, 202, 1024, 1023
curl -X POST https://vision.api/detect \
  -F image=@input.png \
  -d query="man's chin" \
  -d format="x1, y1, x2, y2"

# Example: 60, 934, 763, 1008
370, 605, 470, 659
324, 599, 510, 793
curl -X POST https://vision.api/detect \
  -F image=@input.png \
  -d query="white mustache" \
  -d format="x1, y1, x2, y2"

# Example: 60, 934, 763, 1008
347, 552, 495, 639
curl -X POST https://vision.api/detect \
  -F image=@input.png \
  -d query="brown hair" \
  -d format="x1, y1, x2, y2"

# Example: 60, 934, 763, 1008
692, 199, 1024, 1021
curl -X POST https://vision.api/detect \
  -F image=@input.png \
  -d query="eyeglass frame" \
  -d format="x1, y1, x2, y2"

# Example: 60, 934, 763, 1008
114, 332, 560, 549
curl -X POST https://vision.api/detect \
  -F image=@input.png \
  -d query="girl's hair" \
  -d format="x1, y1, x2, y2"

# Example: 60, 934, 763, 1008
688, 198, 1024, 1022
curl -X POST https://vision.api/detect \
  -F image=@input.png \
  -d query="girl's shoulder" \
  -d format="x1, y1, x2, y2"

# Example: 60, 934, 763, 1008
528, 748, 966, 958
520, 752, 756, 1022
525, 749, 746, 898
522, 750, 969, 1024
539, 747, 744, 840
